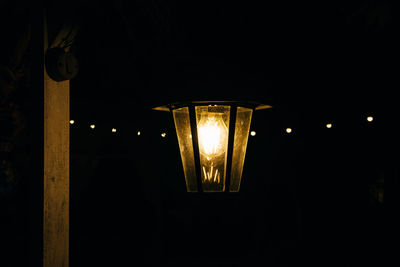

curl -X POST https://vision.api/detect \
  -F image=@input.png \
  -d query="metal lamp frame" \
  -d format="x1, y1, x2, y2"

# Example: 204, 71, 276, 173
154, 101, 272, 192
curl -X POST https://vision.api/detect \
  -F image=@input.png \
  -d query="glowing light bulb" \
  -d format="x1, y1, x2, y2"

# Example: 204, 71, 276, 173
367, 116, 373, 122
69, 120, 75, 125
326, 123, 332, 129
196, 113, 229, 186
250, 131, 256, 136
112, 128, 117, 133
161, 132, 166, 138
90, 124, 95, 129
197, 116, 226, 158
286, 128, 292, 134
194, 106, 230, 189
137, 131, 141, 136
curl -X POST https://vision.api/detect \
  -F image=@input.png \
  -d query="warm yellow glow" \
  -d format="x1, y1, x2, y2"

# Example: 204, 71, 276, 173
202, 164, 220, 183
90, 124, 95, 129
137, 131, 141, 136
197, 116, 227, 159
326, 123, 332, 129
112, 128, 117, 133
250, 131, 256, 136
161, 132, 167, 138
196, 109, 229, 188
367, 116, 374, 122
69, 120, 75, 125
286, 128, 292, 133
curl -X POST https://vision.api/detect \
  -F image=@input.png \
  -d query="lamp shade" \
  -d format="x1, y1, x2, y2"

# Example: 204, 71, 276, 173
154, 101, 271, 192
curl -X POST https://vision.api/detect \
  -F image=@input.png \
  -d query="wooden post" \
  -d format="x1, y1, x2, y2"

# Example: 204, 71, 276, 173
28, 4, 69, 266
43, 15, 70, 267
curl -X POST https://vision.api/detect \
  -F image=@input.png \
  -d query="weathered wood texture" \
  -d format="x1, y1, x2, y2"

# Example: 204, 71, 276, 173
43, 76, 69, 267
43, 17, 70, 267
27, 4, 69, 266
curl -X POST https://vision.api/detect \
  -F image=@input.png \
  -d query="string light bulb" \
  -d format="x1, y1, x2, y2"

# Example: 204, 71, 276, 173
326, 123, 332, 129
286, 128, 292, 134
367, 116, 374, 122
250, 131, 256, 136
69, 120, 75, 125
90, 124, 95, 129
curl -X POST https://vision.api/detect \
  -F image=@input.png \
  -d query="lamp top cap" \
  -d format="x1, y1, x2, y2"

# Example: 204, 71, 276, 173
153, 100, 272, 112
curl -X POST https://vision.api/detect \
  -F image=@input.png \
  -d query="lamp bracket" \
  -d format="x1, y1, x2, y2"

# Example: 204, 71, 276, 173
45, 23, 79, 82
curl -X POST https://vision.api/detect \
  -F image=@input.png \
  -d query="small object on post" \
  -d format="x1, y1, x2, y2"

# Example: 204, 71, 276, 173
45, 47, 79, 82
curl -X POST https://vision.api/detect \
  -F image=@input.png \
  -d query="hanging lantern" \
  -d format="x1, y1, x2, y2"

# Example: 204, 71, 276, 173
154, 101, 272, 192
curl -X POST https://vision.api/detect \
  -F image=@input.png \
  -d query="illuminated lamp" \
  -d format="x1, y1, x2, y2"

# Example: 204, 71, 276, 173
153, 101, 272, 192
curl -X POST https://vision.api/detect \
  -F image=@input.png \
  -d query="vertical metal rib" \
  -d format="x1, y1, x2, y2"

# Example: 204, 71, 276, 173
225, 105, 237, 193
189, 105, 203, 193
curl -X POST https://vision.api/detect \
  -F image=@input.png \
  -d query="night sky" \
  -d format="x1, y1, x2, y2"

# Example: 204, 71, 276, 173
1, 0, 400, 266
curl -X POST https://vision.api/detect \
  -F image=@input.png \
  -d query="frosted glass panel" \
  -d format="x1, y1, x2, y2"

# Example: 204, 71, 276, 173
230, 107, 253, 192
195, 105, 230, 192
173, 107, 198, 192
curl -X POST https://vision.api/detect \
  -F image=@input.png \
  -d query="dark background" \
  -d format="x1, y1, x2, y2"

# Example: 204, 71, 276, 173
1, 0, 400, 266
